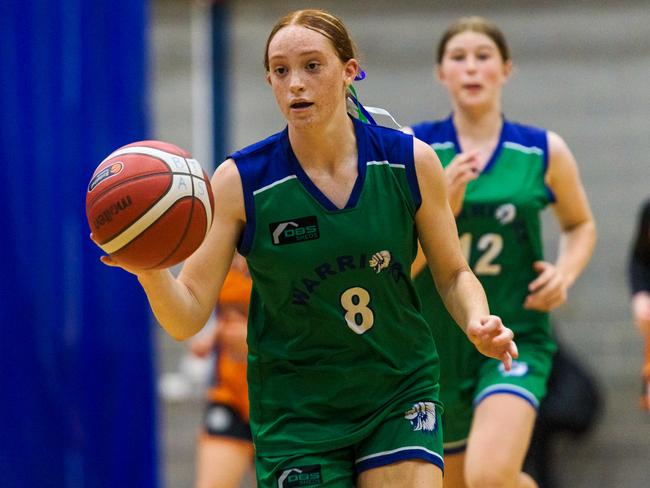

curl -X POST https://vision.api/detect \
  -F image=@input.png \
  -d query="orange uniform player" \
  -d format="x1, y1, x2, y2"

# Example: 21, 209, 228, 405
207, 259, 251, 423
190, 255, 253, 488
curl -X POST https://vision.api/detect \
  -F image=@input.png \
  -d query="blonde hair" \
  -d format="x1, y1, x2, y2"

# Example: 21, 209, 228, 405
437, 16, 511, 64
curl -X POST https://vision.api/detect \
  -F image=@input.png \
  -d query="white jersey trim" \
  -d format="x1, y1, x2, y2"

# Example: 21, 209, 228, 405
355, 446, 443, 464
253, 174, 298, 196
503, 141, 543, 155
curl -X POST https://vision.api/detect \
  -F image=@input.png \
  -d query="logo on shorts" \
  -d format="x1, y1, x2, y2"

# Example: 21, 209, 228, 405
270, 216, 319, 245
404, 401, 437, 433
276, 465, 322, 487
499, 360, 529, 377
88, 161, 124, 191
369, 250, 391, 273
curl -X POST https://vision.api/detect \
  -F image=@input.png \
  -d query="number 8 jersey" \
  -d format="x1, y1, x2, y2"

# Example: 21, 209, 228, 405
230, 117, 439, 456
412, 115, 553, 339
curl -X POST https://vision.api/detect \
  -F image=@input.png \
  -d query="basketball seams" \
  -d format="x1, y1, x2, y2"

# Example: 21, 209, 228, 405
87, 140, 214, 269
86, 171, 172, 209
104, 147, 205, 180
99, 174, 195, 253
151, 157, 199, 268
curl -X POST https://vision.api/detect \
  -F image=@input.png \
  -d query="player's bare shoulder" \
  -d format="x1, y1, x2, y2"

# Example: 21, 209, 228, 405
211, 159, 246, 224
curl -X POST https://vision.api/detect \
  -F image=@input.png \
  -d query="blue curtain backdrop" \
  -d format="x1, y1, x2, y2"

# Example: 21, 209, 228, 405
0, 1, 159, 487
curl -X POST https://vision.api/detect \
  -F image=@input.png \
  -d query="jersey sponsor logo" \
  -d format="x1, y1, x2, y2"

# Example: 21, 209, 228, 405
498, 360, 529, 377
495, 203, 516, 225
404, 401, 437, 433
276, 464, 322, 487
369, 250, 391, 273
270, 216, 319, 245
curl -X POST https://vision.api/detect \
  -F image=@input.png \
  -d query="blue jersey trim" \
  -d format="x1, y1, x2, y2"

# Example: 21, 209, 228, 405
401, 133, 421, 210
231, 118, 419, 252
355, 447, 444, 474
229, 129, 293, 256
412, 114, 555, 203
285, 116, 368, 211
481, 115, 507, 173
473, 386, 540, 410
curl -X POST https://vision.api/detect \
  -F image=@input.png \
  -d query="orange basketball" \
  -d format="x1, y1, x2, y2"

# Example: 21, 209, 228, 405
86, 140, 214, 269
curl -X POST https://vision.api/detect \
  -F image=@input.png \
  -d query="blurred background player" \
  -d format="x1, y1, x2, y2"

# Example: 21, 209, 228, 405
405, 16, 596, 488
188, 254, 254, 488
628, 198, 650, 411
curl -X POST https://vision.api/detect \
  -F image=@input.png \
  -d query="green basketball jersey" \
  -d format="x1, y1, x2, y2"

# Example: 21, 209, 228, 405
412, 115, 553, 337
231, 117, 439, 456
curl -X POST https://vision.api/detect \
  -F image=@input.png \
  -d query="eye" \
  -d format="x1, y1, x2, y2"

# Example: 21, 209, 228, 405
450, 53, 465, 62
306, 61, 320, 71
273, 66, 287, 76
477, 52, 492, 61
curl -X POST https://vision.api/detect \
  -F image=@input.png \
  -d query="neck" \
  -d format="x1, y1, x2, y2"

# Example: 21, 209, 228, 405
288, 110, 356, 170
452, 103, 502, 142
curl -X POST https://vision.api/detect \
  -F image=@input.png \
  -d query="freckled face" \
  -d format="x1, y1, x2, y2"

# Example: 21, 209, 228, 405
266, 25, 357, 129
437, 31, 511, 110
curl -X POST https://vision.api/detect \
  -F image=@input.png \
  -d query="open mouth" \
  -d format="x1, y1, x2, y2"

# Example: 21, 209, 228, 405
290, 101, 313, 109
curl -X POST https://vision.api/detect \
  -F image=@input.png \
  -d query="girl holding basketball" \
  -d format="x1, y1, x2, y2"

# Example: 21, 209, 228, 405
405, 16, 596, 488
98, 9, 517, 487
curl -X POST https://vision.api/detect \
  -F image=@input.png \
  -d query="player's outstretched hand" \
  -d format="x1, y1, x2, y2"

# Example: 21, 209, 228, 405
90, 233, 157, 277
466, 315, 518, 371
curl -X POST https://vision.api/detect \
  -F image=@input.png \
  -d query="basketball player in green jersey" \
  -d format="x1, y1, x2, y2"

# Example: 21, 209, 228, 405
405, 17, 596, 488
98, 10, 518, 487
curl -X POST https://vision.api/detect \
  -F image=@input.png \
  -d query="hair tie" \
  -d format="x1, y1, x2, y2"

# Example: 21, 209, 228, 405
354, 70, 366, 81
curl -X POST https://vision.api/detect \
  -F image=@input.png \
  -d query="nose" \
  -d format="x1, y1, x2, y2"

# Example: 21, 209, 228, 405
465, 55, 477, 72
289, 71, 305, 93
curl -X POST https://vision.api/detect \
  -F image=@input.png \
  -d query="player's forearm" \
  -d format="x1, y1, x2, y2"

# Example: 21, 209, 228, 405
437, 268, 490, 334
137, 270, 209, 340
555, 219, 596, 287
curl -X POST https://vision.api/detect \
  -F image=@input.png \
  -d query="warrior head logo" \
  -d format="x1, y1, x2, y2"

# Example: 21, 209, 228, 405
404, 401, 437, 432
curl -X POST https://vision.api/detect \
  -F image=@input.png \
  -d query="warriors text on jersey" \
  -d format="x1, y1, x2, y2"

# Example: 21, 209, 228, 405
230, 117, 439, 456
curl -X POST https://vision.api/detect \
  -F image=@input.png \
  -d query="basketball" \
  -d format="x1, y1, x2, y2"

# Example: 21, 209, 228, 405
86, 140, 214, 270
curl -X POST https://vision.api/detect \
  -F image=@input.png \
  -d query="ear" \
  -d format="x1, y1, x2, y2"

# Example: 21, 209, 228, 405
343, 58, 360, 86
435, 64, 444, 83
265, 71, 272, 86
502, 59, 513, 81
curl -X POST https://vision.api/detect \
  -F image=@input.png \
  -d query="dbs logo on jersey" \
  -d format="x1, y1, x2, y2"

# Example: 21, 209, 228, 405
276, 465, 323, 487
270, 216, 320, 245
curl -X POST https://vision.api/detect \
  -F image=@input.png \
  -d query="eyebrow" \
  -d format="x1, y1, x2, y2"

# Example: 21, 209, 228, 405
448, 44, 496, 52
269, 49, 324, 61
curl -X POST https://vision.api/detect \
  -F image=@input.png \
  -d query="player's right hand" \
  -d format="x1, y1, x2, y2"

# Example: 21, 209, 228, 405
444, 151, 480, 215
90, 232, 159, 277
466, 315, 518, 371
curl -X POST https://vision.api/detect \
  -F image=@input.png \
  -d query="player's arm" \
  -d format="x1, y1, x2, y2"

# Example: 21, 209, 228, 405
525, 132, 596, 311
135, 159, 245, 340
412, 138, 517, 368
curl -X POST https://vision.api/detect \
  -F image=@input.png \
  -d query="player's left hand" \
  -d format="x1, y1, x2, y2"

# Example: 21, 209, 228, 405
466, 315, 518, 371
524, 260, 568, 312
